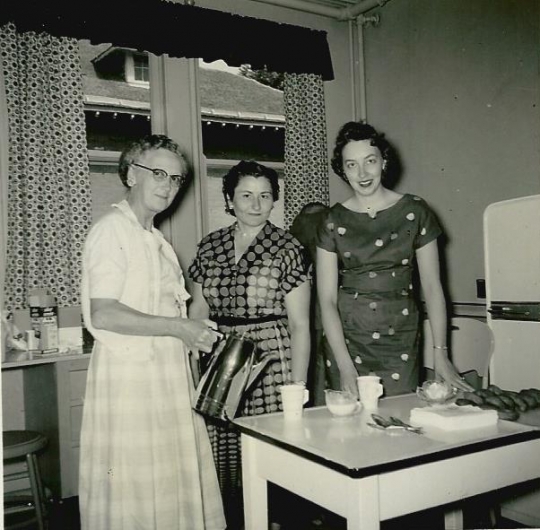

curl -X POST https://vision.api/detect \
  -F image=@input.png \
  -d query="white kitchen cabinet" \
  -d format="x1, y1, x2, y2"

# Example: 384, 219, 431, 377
3, 356, 90, 499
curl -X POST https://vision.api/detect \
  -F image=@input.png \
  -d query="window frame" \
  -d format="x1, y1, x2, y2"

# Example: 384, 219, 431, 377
125, 51, 150, 88
149, 54, 205, 275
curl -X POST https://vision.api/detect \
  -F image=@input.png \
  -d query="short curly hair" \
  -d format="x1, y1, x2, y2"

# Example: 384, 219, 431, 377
222, 160, 280, 216
331, 122, 392, 182
118, 134, 190, 188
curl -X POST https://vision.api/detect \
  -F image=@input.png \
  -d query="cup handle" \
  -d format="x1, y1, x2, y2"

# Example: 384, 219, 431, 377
376, 384, 383, 398
303, 389, 309, 404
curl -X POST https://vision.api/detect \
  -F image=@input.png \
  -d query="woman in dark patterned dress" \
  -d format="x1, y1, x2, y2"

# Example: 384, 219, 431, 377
317, 122, 472, 397
188, 160, 311, 529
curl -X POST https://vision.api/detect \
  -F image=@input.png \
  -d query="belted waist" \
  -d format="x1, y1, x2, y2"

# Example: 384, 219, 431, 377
212, 314, 285, 327
341, 267, 412, 294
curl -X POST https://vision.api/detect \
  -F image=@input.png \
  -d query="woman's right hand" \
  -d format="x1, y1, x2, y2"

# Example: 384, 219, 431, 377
176, 318, 221, 353
339, 362, 359, 397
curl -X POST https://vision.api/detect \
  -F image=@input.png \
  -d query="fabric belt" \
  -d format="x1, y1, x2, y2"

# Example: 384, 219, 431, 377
212, 314, 285, 327
341, 267, 412, 293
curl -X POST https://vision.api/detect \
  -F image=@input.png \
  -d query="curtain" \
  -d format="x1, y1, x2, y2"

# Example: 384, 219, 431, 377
1, 23, 92, 311
1, 57, 8, 359
1, 0, 334, 81
283, 73, 329, 228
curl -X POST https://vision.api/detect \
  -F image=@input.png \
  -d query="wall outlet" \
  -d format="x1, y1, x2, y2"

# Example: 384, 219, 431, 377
476, 279, 486, 299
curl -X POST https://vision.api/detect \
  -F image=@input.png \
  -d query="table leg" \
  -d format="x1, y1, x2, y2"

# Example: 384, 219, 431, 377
347, 475, 381, 530
444, 508, 463, 530
241, 434, 268, 530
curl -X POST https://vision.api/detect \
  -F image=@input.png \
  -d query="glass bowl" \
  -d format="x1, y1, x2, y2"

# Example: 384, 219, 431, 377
324, 389, 361, 417
416, 380, 457, 406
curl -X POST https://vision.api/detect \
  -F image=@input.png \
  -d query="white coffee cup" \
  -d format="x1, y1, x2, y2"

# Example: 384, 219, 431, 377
357, 375, 383, 410
279, 383, 309, 421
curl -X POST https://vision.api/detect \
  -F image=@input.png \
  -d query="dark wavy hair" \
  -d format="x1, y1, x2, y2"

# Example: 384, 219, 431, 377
331, 122, 393, 183
118, 134, 190, 188
222, 160, 280, 216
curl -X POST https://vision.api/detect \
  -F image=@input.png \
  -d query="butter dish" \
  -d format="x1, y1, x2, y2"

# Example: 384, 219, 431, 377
410, 404, 498, 431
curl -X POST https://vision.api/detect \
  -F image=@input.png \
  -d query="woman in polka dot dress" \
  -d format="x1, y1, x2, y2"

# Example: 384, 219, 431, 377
317, 122, 472, 398
188, 160, 311, 528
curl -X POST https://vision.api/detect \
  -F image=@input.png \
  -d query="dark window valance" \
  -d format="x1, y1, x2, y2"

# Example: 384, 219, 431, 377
1, 0, 334, 80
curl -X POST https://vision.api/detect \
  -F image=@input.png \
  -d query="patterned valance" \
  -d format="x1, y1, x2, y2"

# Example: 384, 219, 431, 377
0, 0, 334, 80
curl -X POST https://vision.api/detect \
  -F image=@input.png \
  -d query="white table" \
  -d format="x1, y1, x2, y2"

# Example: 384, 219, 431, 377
234, 394, 540, 530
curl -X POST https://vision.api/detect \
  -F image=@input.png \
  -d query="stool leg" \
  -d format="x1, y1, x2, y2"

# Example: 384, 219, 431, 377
26, 453, 47, 530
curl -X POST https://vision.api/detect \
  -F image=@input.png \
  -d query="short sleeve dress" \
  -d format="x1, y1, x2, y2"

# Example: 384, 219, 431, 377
317, 194, 442, 396
188, 220, 310, 527
80, 202, 225, 530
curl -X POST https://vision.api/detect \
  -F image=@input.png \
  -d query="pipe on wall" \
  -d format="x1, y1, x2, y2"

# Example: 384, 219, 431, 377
349, 18, 367, 122
247, 0, 391, 20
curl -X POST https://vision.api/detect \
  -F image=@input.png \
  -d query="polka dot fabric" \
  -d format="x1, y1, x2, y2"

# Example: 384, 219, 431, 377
189, 222, 309, 322
1, 24, 91, 310
188, 221, 310, 522
283, 73, 329, 228
317, 194, 442, 396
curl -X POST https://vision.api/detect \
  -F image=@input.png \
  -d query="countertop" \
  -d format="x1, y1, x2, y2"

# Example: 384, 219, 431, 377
2, 350, 90, 369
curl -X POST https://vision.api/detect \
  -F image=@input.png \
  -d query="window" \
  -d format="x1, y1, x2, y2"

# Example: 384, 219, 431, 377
133, 53, 149, 83
197, 60, 285, 233
122, 50, 150, 87
80, 39, 152, 223
81, 45, 286, 232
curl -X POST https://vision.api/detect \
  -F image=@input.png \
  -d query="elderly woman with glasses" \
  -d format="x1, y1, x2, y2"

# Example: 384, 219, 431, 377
79, 134, 225, 530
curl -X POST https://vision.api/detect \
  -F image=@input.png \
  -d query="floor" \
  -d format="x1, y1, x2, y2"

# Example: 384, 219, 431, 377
4, 494, 530, 530
268, 487, 531, 530
4, 496, 81, 530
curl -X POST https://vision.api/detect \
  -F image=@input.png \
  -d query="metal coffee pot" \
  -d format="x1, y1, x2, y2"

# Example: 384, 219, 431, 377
193, 332, 276, 422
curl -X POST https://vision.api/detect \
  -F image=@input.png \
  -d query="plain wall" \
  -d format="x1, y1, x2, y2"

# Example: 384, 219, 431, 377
360, 0, 540, 302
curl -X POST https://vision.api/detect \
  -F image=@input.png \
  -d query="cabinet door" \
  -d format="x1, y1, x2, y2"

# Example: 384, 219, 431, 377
55, 357, 90, 498
23, 363, 61, 497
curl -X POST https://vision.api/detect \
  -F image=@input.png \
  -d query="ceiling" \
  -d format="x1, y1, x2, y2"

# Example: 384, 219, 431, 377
244, 0, 386, 19
299, 0, 360, 5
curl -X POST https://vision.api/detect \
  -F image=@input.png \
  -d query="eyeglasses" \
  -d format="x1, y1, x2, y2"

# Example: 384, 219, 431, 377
131, 163, 186, 188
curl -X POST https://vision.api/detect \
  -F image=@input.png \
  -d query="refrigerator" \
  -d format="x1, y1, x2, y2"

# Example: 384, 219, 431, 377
484, 194, 540, 526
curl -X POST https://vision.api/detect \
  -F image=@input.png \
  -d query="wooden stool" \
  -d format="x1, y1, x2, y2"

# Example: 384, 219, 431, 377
3, 430, 48, 530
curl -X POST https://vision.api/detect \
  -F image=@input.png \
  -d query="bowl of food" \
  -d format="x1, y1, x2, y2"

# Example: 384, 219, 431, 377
325, 389, 361, 417
416, 380, 457, 406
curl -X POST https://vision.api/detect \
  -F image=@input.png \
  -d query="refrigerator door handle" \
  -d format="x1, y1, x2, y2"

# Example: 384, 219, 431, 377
489, 302, 540, 322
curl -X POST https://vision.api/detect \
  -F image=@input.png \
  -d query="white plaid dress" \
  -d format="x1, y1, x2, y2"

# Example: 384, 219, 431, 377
80, 201, 225, 530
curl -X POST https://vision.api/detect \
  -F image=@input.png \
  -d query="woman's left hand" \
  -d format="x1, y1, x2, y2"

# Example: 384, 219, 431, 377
434, 354, 474, 391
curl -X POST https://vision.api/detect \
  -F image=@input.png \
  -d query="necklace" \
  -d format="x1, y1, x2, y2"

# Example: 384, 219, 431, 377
365, 206, 377, 219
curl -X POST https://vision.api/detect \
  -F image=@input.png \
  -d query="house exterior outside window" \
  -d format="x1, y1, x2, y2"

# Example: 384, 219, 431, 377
80, 40, 285, 230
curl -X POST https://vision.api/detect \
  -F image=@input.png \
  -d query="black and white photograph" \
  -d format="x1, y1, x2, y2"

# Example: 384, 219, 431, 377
1, 1, 540, 529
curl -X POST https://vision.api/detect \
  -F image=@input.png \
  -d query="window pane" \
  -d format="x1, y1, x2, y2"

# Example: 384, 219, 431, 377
79, 39, 152, 223
198, 59, 285, 233
89, 164, 127, 223
134, 54, 149, 82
